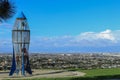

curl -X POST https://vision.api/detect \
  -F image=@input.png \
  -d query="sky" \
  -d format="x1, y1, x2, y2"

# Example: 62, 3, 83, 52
1, 0, 120, 53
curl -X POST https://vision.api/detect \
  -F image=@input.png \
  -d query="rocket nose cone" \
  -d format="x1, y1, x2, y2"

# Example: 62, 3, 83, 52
17, 12, 26, 19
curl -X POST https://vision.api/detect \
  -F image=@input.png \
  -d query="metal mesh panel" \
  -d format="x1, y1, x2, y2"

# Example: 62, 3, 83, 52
12, 30, 30, 44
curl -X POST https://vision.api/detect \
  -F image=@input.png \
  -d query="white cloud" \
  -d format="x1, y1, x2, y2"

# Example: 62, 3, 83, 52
1, 29, 120, 52
98, 29, 115, 41
30, 29, 120, 52
0, 23, 12, 28
30, 29, 119, 48
75, 29, 115, 42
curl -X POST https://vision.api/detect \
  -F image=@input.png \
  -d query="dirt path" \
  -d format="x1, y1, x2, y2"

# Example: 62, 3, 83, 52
0, 70, 85, 80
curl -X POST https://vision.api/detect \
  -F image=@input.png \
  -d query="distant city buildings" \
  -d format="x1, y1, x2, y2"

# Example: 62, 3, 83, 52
1, 53, 120, 70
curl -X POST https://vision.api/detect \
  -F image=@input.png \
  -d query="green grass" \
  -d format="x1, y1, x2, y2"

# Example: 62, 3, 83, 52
80, 68, 120, 77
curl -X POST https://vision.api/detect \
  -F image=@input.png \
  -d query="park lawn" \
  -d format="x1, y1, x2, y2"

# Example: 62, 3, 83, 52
80, 68, 120, 77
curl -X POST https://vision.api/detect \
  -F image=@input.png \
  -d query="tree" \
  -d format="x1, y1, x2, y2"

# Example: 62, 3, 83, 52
0, 0, 15, 22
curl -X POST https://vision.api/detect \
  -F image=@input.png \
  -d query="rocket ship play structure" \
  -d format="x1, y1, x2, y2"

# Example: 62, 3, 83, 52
9, 12, 32, 76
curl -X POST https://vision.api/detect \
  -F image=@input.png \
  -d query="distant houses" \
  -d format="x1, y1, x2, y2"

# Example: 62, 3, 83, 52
1, 53, 120, 70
